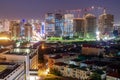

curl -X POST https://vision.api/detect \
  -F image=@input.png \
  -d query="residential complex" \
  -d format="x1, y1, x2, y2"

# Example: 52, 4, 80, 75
99, 11, 114, 38
0, 42, 39, 80
0, 62, 24, 80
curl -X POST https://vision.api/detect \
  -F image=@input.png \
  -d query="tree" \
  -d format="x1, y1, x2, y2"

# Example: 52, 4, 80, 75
90, 72, 101, 80
50, 68, 62, 76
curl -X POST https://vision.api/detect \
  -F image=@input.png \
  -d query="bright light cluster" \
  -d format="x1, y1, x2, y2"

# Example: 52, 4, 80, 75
0, 37, 10, 40
96, 31, 100, 41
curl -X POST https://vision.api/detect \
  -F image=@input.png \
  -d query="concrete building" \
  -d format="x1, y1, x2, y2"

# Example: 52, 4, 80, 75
9, 20, 20, 33
0, 47, 38, 80
106, 72, 120, 80
99, 12, 114, 37
24, 23, 33, 40
64, 14, 74, 37
11, 23, 21, 40
0, 62, 24, 80
45, 13, 55, 36
55, 13, 64, 37
46, 53, 78, 68
0, 19, 10, 32
53, 62, 90, 80
10, 21, 33, 41
84, 14, 97, 38
82, 44, 104, 56
0, 21, 3, 32
73, 18, 85, 38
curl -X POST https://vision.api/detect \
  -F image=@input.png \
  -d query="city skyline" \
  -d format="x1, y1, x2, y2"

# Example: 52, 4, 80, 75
0, 0, 120, 24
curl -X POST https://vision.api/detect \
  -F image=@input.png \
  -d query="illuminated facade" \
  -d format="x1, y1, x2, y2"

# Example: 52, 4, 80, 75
84, 14, 97, 38
55, 13, 64, 37
1, 47, 38, 80
99, 13, 114, 37
41, 22, 45, 37
24, 23, 32, 40
9, 20, 20, 39
73, 18, 85, 38
45, 13, 55, 36
28, 19, 41, 33
10, 20, 33, 40
3, 19, 10, 32
0, 20, 4, 32
45, 13, 64, 37
64, 14, 74, 37
53, 63, 90, 80
0, 19, 10, 32
11, 23, 21, 40
0, 62, 24, 80
28, 19, 43, 40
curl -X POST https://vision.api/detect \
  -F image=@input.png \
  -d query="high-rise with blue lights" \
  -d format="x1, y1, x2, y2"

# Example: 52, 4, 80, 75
54, 13, 64, 37
64, 14, 74, 37
45, 13, 55, 37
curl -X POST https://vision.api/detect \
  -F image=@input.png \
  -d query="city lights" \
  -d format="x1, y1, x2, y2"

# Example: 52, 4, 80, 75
0, 37, 10, 40
30, 76, 40, 80
0, 0, 119, 80
41, 44, 45, 49
96, 31, 100, 41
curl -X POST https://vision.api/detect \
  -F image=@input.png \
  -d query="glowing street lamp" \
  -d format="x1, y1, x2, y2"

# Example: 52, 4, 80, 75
44, 68, 49, 75
96, 31, 100, 41
41, 44, 45, 49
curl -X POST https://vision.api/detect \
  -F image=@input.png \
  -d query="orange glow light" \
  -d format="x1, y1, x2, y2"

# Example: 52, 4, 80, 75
0, 37, 10, 40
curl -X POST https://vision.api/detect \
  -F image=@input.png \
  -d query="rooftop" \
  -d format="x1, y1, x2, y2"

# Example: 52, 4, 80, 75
108, 64, 120, 69
68, 64, 79, 68
77, 67, 88, 71
94, 61, 110, 67
61, 53, 76, 57
93, 69, 104, 75
82, 44, 103, 49
0, 62, 21, 79
50, 55, 62, 59
107, 72, 120, 78
5, 47, 36, 56
54, 62, 68, 66
82, 61, 94, 65
0, 48, 10, 53
71, 58, 83, 62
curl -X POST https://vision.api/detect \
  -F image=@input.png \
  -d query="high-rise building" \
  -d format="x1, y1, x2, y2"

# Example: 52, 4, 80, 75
55, 13, 64, 37
0, 20, 4, 32
11, 23, 21, 40
24, 23, 32, 40
9, 20, 21, 39
73, 18, 85, 37
0, 19, 10, 32
45, 13, 55, 36
3, 19, 10, 32
0, 61, 24, 80
11, 23, 32, 40
41, 22, 45, 36
64, 14, 74, 37
1, 47, 38, 80
84, 14, 97, 38
99, 12, 114, 37
28, 19, 41, 33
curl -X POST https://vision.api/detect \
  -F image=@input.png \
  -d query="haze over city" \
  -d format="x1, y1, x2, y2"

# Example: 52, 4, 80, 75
0, 0, 120, 24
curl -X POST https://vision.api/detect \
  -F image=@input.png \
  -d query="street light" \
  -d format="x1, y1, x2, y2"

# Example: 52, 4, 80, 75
96, 31, 100, 41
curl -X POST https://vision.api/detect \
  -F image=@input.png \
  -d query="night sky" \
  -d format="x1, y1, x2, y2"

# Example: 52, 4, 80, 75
0, 0, 120, 23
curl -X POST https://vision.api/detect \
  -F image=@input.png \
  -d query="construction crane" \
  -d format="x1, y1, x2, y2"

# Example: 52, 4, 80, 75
66, 6, 106, 18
